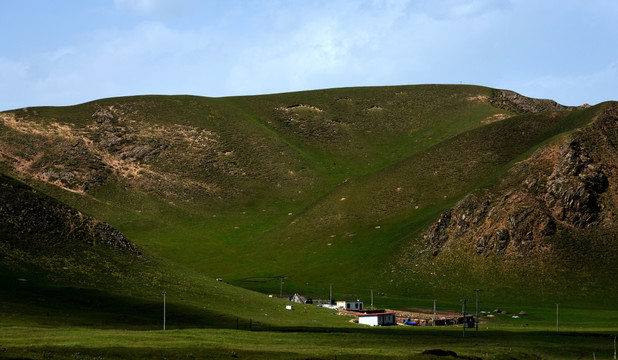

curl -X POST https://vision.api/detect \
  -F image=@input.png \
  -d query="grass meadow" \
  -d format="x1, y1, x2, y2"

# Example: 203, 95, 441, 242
1, 308, 617, 360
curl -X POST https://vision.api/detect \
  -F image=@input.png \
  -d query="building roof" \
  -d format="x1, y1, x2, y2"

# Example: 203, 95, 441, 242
357, 312, 396, 317
290, 293, 307, 303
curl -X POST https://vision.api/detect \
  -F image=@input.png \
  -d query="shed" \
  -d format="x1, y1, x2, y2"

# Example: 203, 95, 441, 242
290, 293, 307, 304
358, 312, 396, 326
336, 300, 364, 311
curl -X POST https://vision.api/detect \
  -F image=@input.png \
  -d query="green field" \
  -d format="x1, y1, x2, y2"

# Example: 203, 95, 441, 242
2, 311, 617, 360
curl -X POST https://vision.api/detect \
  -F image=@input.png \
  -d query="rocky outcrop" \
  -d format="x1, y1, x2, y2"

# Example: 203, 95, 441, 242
490, 89, 574, 114
424, 211, 452, 256
93, 108, 114, 125
423, 138, 610, 257
423, 188, 558, 257
472, 192, 557, 256
591, 103, 618, 152
90, 222, 141, 253
0, 174, 143, 257
546, 141, 608, 227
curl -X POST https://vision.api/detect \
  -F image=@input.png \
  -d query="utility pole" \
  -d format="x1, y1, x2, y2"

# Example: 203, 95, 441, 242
556, 303, 559, 332
461, 299, 468, 337
329, 284, 333, 304
280, 277, 284, 298
474, 289, 483, 337
371, 289, 374, 310
433, 300, 436, 327
163, 291, 166, 331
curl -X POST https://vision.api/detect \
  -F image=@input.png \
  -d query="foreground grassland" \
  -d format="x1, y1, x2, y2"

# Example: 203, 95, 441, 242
2, 317, 617, 360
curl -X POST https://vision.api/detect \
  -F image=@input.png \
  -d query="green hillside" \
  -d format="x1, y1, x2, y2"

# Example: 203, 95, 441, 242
1, 85, 616, 309
0, 173, 352, 331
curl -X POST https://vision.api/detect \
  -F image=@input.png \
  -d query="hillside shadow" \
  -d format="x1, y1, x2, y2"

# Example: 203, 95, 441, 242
0, 274, 238, 330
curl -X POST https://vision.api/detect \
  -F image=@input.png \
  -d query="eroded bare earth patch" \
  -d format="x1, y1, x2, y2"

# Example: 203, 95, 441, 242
0, 105, 246, 201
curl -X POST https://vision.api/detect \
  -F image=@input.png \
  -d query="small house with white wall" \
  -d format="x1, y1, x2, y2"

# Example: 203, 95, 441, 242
357, 312, 396, 326
336, 300, 363, 311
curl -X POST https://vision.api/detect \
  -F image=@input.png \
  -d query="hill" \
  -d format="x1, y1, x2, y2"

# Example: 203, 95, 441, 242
393, 102, 618, 305
1, 84, 616, 309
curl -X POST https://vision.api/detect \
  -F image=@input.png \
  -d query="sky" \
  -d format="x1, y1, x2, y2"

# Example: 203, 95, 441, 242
0, 0, 617, 111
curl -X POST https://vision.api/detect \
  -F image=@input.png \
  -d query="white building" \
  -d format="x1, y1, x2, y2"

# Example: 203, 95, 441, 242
336, 300, 363, 311
357, 312, 396, 326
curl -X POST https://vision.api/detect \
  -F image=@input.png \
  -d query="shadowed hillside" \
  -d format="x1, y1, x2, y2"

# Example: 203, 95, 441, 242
0, 174, 348, 329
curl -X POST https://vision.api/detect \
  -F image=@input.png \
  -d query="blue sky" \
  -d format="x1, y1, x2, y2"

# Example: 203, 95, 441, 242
1, 0, 616, 111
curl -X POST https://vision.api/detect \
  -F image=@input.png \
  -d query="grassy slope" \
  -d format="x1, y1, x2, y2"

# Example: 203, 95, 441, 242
132, 86, 517, 288
212, 101, 598, 300
0, 174, 351, 331
0, 85, 613, 308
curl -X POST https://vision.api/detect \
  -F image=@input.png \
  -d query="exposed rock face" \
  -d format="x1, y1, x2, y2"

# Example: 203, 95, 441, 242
425, 211, 452, 256
90, 222, 141, 253
0, 102, 250, 202
92, 106, 165, 164
423, 194, 492, 256
422, 109, 614, 258
0, 175, 143, 257
593, 103, 618, 152
93, 108, 114, 125
473, 192, 557, 256
490, 89, 573, 113
423, 188, 558, 257
546, 141, 608, 227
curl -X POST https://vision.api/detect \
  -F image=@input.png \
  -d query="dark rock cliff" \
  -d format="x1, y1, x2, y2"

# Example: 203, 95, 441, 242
422, 104, 616, 258
546, 141, 608, 227
0, 174, 142, 257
